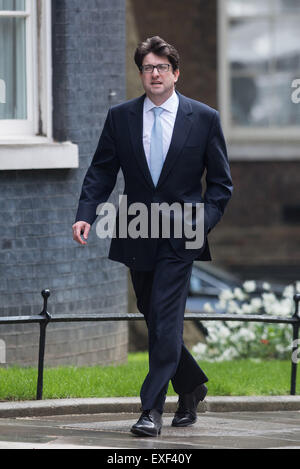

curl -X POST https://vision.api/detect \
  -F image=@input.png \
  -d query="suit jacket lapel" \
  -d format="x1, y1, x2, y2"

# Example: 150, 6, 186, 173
157, 92, 193, 188
127, 91, 193, 191
128, 94, 155, 190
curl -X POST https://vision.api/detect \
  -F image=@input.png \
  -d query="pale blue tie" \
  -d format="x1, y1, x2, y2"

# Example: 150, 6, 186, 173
150, 107, 164, 186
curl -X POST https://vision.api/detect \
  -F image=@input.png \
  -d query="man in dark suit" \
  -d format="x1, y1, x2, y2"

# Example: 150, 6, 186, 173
73, 36, 233, 437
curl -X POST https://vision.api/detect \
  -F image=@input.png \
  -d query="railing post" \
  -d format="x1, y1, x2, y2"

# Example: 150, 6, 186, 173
290, 294, 300, 395
36, 289, 51, 400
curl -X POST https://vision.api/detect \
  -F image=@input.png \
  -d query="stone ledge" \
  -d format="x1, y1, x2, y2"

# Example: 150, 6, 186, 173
0, 140, 79, 170
205, 396, 300, 412
1, 395, 300, 418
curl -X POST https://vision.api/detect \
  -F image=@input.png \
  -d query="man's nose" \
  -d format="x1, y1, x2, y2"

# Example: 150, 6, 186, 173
152, 67, 160, 77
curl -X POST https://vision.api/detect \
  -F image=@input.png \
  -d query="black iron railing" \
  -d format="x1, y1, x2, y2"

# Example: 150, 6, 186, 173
0, 290, 299, 400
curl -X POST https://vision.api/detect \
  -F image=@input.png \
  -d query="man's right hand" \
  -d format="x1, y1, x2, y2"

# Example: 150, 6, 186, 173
72, 221, 91, 245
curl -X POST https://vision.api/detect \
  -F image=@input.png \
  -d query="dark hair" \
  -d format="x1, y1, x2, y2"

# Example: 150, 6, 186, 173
134, 36, 180, 71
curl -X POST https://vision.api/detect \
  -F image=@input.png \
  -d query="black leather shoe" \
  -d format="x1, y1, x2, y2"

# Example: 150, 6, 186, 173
131, 409, 162, 437
172, 383, 207, 427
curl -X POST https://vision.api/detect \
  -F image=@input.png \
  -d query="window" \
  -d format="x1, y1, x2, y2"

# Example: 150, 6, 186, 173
0, 0, 38, 136
218, 0, 300, 142
0, 0, 78, 170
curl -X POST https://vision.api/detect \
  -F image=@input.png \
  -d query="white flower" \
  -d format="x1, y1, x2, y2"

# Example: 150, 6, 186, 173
206, 328, 219, 344
203, 302, 215, 313
283, 284, 295, 298
192, 342, 207, 357
241, 303, 253, 314
217, 347, 239, 361
275, 344, 290, 354
225, 320, 242, 329
284, 328, 293, 341
192, 278, 295, 363
262, 292, 276, 302
233, 287, 247, 301
227, 300, 242, 314
262, 282, 271, 290
262, 292, 277, 314
219, 289, 234, 302
232, 327, 256, 342
243, 280, 256, 293
250, 297, 262, 311
218, 324, 231, 342
279, 298, 293, 317
216, 299, 227, 309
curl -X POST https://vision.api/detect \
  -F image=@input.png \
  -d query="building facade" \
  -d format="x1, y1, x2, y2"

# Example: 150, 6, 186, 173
1, 0, 299, 366
0, 0, 128, 366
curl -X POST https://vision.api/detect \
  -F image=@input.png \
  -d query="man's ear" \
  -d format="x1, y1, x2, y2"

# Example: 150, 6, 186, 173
174, 69, 180, 83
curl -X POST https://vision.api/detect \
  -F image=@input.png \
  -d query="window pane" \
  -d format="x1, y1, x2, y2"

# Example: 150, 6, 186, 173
274, 0, 300, 12
227, 0, 271, 17
271, 72, 300, 126
231, 74, 271, 126
0, 0, 25, 11
274, 17, 300, 72
229, 19, 270, 74
231, 70, 300, 127
0, 16, 27, 119
227, 0, 300, 129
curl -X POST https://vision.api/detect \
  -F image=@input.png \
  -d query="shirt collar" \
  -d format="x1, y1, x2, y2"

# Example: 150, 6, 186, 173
144, 90, 179, 114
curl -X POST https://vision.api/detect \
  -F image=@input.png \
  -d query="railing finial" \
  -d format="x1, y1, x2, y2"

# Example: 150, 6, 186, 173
293, 293, 300, 319
40, 289, 51, 321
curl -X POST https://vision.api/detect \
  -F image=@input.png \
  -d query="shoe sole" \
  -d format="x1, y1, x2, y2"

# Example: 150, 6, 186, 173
171, 418, 197, 428
130, 427, 161, 437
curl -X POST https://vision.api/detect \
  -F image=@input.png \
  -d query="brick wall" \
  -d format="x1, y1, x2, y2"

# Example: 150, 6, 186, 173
0, 0, 128, 366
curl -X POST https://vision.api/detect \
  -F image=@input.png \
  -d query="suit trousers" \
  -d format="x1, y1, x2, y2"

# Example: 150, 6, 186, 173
130, 238, 208, 413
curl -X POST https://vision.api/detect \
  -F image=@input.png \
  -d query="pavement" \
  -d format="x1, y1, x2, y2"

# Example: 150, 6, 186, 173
1, 396, 300, 449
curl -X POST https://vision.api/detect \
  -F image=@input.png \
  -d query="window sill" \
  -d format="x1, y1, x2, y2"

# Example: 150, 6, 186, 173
0, 138, 79, 170
228, 141, 300, 161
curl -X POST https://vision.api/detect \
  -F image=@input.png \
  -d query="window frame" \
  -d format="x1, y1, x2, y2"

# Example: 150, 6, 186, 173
0, 0, 78, 170
0, 0, 52, 141
218, 0, 300, 143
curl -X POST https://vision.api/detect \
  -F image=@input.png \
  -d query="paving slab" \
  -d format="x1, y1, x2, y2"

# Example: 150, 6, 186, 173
1, 396, 300, 450
1, 409, 300, 449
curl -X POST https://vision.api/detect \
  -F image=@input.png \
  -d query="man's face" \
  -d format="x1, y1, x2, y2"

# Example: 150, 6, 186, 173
139, 52, 180, 103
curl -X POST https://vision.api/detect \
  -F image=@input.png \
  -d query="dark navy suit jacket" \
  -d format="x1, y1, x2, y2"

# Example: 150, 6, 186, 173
75, 92, 233, 270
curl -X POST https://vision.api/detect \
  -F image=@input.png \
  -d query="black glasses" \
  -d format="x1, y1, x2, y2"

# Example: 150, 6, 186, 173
140, 64, 171, 73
